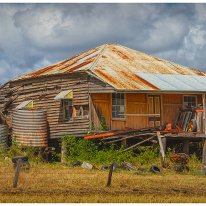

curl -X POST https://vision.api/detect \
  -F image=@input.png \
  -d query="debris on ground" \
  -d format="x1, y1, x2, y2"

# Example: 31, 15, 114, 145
149, 165, 162, 174
137, 168, 148, 172
101, 165, 109, 171
176, 165, 189, 172
121, 161, 137, 171
101, 162, 121, 171
81, 161, 93, 170
71, 160, 82, 167
170, 153, 189, 164
112, 162, 121, 171
170, 153, 190, 173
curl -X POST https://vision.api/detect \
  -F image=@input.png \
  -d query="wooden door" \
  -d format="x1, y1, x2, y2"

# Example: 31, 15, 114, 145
148, 95, 161, 127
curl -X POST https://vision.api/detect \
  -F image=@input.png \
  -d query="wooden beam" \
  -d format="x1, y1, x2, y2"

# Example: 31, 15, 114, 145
104, 132, 155, 144
123, 135, 156, 152
162, 137, 166, 153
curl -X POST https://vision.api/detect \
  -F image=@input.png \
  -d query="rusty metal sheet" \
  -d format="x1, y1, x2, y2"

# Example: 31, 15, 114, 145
15, 46, 101, 80
13, 43, 206, 92
12, 110, 48, 147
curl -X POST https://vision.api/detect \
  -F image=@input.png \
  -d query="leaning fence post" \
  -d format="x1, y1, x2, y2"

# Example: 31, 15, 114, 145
157, 132, 167, 168
13, 159, 22, 188
106, 162, 114, 187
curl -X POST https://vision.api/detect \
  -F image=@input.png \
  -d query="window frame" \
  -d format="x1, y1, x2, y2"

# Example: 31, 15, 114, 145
62, 99, 73, 121
111, 93, 126, 120
183, 95, 197, 109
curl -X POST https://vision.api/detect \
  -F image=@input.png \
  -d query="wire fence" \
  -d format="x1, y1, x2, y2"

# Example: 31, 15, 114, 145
0, 161, 114, 188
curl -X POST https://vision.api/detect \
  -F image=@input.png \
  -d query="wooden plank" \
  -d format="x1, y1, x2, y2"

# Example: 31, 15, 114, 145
123, 135, 156, 152
104, 133, 155, 144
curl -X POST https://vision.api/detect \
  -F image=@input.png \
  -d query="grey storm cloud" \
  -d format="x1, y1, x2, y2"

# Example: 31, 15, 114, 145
0, 3, 206, 84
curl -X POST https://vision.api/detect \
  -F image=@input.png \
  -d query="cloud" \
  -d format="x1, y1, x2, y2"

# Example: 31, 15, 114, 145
0, 3, 206, 84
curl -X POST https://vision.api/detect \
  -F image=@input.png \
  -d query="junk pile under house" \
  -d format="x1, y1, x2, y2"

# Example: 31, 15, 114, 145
84, 106, 206, 169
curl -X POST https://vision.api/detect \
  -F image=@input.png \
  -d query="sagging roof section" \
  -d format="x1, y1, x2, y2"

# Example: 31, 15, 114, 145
14, 43, 206, 92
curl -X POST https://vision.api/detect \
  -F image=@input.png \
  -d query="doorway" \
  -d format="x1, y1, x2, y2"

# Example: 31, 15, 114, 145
148, 95, 161, 127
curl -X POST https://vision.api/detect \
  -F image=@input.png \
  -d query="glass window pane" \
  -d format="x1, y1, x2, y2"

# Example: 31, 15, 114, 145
112, 93, 125, 119
183, 96, 197, 109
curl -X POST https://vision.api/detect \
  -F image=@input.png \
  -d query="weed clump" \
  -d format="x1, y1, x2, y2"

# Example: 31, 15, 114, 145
62, 135, 160, 166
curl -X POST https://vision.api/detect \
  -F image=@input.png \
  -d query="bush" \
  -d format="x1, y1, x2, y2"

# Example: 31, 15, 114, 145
0, 139, 47, 163
62, 135, 160, 166
135, 146, 159, 165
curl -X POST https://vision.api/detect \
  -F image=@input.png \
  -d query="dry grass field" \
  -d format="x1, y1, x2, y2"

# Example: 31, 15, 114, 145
0, 161, 206, 203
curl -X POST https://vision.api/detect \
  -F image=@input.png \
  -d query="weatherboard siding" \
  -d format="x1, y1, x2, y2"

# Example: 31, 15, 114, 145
8, 72, 90, 139
91, 93, 204, 131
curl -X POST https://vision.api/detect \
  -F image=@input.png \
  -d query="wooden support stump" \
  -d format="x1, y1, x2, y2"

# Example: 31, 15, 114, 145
157, 132, 167, 168
122, 139, 127, 148
183, 140, 190, 155
162, 137, 166, 153
13, 159, 22, 188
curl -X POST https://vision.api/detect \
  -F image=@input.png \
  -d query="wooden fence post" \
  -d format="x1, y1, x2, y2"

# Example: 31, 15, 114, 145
106, 163, 114, 187
13, 159, 22, 188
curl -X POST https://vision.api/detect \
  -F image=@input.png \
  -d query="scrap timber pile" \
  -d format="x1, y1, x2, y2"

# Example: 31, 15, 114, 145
84, 128, 158, 151
84, 108, 206, 150
174, 108, 205, 133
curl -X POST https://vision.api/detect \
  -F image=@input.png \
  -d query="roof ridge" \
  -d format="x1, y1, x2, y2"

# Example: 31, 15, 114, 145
85, 43, 108, 72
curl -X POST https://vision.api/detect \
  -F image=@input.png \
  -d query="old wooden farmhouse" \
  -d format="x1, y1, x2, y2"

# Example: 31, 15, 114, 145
1, 43, 206, 150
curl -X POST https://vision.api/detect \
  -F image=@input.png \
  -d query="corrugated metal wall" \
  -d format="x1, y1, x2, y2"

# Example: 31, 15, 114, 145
12, 110, 48, 147
0, 124, 8, 149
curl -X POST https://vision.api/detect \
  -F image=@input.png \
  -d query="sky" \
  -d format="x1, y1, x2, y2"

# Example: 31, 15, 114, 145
1, 3, 206, 84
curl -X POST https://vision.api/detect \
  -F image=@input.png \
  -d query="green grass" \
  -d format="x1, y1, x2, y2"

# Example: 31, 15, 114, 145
0, 162, 206, 203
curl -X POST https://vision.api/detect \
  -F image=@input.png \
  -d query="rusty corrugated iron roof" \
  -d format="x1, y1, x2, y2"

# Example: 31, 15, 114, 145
14, 43, 206, 91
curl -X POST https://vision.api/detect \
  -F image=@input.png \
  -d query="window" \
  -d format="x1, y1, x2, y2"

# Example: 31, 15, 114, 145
112, 93, 125, 119
62, 100, 73, 120
183, 96, 197, 109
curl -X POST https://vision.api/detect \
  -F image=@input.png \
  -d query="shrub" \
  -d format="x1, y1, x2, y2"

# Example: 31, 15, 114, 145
62, 135, 160, 166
